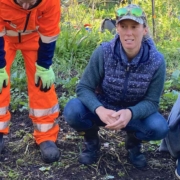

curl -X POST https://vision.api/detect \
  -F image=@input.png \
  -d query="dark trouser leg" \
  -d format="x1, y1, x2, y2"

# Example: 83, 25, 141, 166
0, 133, 4, 154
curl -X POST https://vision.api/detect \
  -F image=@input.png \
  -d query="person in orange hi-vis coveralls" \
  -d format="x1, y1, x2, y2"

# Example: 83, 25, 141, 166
0, 0, 61, 163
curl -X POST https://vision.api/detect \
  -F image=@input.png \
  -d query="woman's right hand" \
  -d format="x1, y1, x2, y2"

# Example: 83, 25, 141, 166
95, 106, 117, 125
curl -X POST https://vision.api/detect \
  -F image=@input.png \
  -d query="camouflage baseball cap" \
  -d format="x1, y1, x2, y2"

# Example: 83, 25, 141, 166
116, 4, 147, 25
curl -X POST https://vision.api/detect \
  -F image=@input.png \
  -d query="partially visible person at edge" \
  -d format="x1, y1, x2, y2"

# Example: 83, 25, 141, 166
63, 4, 169, 168
0, 0, 61, 163
159, 94, 180, 179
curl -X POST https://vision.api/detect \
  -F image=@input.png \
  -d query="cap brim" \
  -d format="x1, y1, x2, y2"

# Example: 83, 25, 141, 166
117, 15, 144, 24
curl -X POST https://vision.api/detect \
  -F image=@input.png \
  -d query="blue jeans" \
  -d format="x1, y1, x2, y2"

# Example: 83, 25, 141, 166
63, 98, 169, 141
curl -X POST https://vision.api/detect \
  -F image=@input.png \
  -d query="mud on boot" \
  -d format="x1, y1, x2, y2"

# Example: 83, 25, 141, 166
125, 132, 147, 168
78, 124, 100, 165
39, 140, 60, 163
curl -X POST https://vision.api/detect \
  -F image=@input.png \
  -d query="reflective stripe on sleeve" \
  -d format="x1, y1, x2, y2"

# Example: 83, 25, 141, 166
5, 30, 58, 43
29, 104, 59, 117
0, 120, 10, 130
38, 32, 59, 43
33, 121, 58, 132
6, 30, 36, 36
0, 106, 8, 115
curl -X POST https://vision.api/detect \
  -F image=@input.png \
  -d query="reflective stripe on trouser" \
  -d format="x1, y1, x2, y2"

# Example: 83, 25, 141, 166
30, 104, 59, 132
0, 107, 11, 134
3, 36, 60, 144
0, 107, 10, 130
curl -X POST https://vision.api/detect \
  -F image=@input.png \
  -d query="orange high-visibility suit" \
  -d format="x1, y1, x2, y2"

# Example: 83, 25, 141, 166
0, 0, 61, 144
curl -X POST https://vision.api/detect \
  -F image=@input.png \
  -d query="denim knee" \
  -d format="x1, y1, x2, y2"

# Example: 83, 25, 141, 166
146, 122, 169, 141
63, 98, 82, 128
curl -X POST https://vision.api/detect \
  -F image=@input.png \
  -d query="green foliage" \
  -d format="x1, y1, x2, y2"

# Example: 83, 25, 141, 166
57, 77, 79, 108
8, 170, 19, 179
158, 48, 180, 73
10, 51, 28, 112
58, 77, 79, 95
140, 0, 180, 44
160, 70, 180, 111
148, 140, 162, 151
149, 140, 161, 146
118, 171, 125, 177
15, 129, 26, 138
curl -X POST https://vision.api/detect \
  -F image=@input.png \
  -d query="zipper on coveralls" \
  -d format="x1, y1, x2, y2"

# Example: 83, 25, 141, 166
18, 11, 31, 43
18, 32, 21, 43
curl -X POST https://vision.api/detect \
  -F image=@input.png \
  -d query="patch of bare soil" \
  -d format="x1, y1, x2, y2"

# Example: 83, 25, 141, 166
0, 110, 178, 180
0, 85, 178, 180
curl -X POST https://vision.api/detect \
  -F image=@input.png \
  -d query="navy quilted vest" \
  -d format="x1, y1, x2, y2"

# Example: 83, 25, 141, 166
97, 35, 163, 110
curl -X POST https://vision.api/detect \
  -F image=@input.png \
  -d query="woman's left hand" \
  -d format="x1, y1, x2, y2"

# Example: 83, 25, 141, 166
105, 109, 132, 130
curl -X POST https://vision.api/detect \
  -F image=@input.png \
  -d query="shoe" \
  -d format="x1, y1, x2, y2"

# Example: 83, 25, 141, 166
78, 124, 100, 165
39, 141, 60, 163
125, 132, 147, 168
0, 133, 4, 154
127, 146, 147, 168
78, 137, 100, 165
175, 158, 180, 179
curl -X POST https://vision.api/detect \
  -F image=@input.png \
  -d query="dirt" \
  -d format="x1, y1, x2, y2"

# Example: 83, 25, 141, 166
0, 87, 178, 180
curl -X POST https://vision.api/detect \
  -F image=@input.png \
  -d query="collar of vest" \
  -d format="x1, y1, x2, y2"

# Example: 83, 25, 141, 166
109, 34, 158, 67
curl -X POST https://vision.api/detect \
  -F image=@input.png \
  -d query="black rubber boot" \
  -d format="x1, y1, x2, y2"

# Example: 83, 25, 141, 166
78, 124, 100, 165
39, 140, 60, 163
0, 133, 4, 154
125, 132, 147, 168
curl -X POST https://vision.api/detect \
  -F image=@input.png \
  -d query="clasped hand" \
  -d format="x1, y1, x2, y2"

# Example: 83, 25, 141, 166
95, 106, 132, 130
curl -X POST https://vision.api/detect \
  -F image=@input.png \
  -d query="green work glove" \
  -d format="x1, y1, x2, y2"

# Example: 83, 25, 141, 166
35, 63, 55, 92
0, 67, 9, 93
